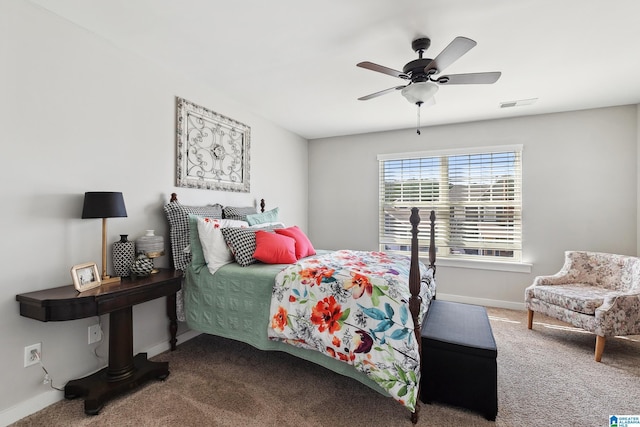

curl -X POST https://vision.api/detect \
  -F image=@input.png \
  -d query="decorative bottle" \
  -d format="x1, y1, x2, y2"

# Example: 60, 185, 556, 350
112, 234, 135, 277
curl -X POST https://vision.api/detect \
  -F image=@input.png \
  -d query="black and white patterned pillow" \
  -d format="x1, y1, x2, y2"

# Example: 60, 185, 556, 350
221, 225, 283, 267
220, 227, 260, 267
163, 201, 223, 270
222, 206, 258, 221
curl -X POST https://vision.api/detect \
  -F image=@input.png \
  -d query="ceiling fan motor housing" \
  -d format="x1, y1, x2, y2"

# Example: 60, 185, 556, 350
404, 38, 435, 82
403, 59, 433, 82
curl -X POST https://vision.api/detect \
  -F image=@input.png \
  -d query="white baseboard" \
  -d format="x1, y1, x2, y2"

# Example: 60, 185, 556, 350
0, 329, 202, 427
437, 293, 526, 311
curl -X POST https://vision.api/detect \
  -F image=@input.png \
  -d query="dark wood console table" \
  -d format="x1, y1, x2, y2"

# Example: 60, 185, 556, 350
16, 269, 183, 415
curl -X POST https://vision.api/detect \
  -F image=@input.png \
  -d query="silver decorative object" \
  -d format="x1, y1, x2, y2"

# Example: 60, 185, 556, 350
136, 230, 164, 274
176, 97, 251, 192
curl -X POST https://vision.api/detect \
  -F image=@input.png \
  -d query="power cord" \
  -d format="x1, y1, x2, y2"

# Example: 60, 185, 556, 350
30, 315, 105, 392
33, 351, 64, 392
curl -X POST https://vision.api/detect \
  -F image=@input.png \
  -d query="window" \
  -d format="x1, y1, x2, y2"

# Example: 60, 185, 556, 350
378, 145, 523, 262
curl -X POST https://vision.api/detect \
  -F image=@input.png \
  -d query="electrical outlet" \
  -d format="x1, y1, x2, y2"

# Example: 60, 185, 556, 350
88, 324, 102, 344
24, 343, 41, 367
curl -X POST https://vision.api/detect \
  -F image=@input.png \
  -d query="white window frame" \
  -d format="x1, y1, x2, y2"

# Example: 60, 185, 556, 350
378, 145, 526, 269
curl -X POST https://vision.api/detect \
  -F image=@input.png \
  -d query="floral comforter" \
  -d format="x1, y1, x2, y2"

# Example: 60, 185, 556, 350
268, 250, 435, 412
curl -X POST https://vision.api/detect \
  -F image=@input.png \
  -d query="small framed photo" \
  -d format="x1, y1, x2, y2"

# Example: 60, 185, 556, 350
71, 262, 101, 292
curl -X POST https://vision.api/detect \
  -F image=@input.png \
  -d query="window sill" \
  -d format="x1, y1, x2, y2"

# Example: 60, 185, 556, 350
427, 257, 532, 273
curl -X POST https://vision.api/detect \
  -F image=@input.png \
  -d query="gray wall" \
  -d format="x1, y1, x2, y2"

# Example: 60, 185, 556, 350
308, 106, 638, 308
0, 2, 308, 422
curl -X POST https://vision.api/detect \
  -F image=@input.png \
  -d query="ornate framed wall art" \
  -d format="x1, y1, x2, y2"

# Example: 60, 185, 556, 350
176, 97, 251, 192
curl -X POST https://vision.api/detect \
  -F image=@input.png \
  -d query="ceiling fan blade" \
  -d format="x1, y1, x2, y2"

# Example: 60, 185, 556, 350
424, 36, 477, 75
357, 61, 409, 80
358, 85, 406, 101
436, 72, 502, 85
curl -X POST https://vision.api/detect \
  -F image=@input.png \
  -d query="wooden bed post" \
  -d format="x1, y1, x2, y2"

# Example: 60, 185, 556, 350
409, 208, 421, 424
429, 210, 436, 273
409, 209, 436, 424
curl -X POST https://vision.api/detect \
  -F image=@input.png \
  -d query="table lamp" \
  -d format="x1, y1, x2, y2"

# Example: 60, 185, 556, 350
82, 191, 127, 284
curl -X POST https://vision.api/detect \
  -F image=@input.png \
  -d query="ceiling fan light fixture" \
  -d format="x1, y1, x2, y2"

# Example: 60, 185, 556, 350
401, 82, 439, 105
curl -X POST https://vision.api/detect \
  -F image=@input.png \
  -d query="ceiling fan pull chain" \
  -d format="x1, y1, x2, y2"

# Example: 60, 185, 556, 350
416, 101, 422, 135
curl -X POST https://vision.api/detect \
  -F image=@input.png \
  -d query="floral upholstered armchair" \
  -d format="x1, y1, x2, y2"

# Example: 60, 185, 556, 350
525, 251, 640, 362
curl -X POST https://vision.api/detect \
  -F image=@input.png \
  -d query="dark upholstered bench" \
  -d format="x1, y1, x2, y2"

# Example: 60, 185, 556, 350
420, 300, 498, 421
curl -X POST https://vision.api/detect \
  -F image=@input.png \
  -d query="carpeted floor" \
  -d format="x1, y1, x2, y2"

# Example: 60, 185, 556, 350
11, 307, 640, 426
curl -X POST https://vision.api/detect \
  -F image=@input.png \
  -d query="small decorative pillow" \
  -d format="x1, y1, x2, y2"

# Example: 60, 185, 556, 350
220, 227, 261, 266
222, 206, 258, 221
274, 226, 316, 259
221, 225, 285, 267
253, 231, 297, 264
246, 207, 279, 226
163, 201, 223, 270
196, 217, 248, 275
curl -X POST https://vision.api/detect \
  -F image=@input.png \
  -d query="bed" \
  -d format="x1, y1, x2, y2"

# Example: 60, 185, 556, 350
163, 193, 436, 423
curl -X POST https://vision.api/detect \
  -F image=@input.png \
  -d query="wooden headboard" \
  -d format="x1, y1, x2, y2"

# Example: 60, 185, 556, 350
169, 192, 265, 213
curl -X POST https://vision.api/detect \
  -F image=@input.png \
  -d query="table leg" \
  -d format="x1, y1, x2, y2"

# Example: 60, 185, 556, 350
64, 307, 170, 415
107, 307, 134, 381
167, 292, 177, 351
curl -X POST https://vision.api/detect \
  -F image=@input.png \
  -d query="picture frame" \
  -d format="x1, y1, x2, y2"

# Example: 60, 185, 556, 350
71, 262, 101, 292
175, 97, 251, 192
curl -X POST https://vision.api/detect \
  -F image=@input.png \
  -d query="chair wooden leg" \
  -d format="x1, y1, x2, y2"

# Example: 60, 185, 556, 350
527, 309, 534, 329
595, 335, 606, 362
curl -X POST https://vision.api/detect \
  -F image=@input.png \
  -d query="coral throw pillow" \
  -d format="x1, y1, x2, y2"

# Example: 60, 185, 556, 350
274, 226, 316, 259
253, 231, 297, 264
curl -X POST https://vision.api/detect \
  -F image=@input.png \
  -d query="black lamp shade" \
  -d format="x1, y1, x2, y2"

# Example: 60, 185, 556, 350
82, 192, 128, 219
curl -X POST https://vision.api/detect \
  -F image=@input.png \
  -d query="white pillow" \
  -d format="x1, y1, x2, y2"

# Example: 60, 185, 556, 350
196, 217, 248, 274
249, 221, 286, 229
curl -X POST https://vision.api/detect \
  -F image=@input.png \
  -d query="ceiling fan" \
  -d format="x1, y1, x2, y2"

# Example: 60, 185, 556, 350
357, 36, 501, 134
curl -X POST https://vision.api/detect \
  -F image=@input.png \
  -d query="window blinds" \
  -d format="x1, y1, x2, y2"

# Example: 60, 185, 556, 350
378, 145, 523, 261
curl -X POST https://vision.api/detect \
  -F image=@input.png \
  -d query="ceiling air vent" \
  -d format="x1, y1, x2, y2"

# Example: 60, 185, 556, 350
500, 98, 538, 108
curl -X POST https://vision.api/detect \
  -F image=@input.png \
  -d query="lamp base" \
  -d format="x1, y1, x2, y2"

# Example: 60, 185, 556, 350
101, 275, 121, 285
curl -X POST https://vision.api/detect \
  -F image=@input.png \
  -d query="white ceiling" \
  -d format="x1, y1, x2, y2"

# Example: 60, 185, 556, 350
29, 0, 640, 139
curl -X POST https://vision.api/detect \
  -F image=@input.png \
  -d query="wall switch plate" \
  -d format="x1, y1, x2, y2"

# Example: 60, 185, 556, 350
88, 324, 102, 344
24, 343, 41, 367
